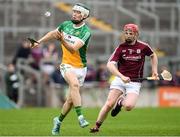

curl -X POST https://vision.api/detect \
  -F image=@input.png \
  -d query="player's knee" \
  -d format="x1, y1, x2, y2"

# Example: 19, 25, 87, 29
70, 82, 80, 90
66, 98, 73, 104
124, 104, 134, 111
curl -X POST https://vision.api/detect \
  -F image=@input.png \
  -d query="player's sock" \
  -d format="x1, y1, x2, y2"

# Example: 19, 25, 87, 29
96, 121, 102, 128
75, 106, 82, 116
90, 121, 102, 133
75, 106, 89, 128
59, 113, 65, 122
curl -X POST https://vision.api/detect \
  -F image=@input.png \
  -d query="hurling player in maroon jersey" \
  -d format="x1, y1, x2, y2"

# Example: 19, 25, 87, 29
90, 24, 158, 133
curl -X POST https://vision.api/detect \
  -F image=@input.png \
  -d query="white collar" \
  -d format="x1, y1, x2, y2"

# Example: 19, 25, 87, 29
73, 23, 85, 29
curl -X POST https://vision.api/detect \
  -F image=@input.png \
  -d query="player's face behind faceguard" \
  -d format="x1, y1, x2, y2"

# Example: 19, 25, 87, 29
71, 3, 90, 24
123, 24, 139, 44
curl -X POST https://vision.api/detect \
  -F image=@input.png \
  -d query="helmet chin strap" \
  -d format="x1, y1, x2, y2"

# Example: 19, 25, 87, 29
71, 18, 85, 24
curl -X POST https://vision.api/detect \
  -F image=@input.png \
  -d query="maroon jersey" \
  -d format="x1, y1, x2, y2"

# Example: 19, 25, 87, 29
109, 40, 153, 82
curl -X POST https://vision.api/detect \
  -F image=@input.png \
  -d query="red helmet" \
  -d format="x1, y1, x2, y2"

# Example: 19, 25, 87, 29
124, 24, 139, 33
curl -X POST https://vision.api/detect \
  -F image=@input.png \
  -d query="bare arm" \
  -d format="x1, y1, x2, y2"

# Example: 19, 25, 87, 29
59, 33, 84, 54
38, 30, 61, 43
32, 29, 84, 53
60, 38, 83, 54
31, 30, 60, 48
150, 52, 158, 77
107, 61, 130, 83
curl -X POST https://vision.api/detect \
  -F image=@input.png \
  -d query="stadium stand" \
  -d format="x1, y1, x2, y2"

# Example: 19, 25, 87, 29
0, 0, 180, 59
55, 2, 113, 31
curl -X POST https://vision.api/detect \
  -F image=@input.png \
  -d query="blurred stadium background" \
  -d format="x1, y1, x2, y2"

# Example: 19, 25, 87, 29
0, 0, 180, 109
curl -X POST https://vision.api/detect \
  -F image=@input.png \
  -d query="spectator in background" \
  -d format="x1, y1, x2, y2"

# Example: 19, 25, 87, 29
51, 67, 66, 85
5, 63, 19, 103
41, 43, 58, 84
30, 44, 43, 70
174, 69, 180, 86
12, 40, 31, 66
96, 61, 109, 88
85, 63, 96, 82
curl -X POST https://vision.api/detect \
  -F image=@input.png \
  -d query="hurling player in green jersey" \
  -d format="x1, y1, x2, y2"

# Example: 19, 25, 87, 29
30, 3, 91, 135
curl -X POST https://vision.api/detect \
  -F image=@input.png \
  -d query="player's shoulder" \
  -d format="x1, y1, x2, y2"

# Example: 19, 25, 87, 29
113, 43, 125, 52
82, 24, 91, 33
57, 20, 72, 30
137, 40, 153, 51
137, 40, 150, 47
84, 24, 91, 30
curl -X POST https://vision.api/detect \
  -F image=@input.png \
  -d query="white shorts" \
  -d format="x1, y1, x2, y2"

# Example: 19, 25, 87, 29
110, 76, 142, 95
59, 63, 87, 86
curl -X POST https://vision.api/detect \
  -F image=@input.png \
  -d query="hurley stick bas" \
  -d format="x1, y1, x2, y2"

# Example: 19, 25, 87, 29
131, 70, 172, 81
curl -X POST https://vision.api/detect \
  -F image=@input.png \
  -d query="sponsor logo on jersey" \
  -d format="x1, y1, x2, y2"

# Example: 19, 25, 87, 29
122, 55, 141, 61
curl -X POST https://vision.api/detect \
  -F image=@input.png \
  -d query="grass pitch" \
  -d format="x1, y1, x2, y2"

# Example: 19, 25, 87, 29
0, 107, 180, 136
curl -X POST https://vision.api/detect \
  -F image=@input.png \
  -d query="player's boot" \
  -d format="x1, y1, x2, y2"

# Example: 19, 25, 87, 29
78, 115, 89, 128
90, 126, 99, 133
111, 97, 123, 117
52, 117, 61, 135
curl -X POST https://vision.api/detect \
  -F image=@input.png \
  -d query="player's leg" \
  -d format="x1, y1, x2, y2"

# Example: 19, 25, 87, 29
59, 92, 73, 121
62, 65, 89, 128
52, 93, 73, 135
90, 89, 123, 133
122, 82, 141, 111
96, 89, 123, 123
111, 81, 141, 117
52, 64, 74, 135
59, 64, 83, 116
111, 93, 138, 117
64, 70, 81, 106
111, 95, 124, 117
122, 93, 139, 111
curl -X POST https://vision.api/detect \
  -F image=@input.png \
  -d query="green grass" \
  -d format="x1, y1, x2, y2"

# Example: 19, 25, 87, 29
0, 107, 180, 136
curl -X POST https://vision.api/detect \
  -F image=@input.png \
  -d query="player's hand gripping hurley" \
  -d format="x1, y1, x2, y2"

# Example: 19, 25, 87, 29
27, 38, 39, 48
131, 70, 172, 81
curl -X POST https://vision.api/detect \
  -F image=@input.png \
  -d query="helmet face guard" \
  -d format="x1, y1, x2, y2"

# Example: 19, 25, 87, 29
72, 3, 90, 19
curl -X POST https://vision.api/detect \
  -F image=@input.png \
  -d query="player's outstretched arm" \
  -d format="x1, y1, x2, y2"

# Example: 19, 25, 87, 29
38, 29, 60, 44
29, 30, 60, 48
29, 30, 61, 48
